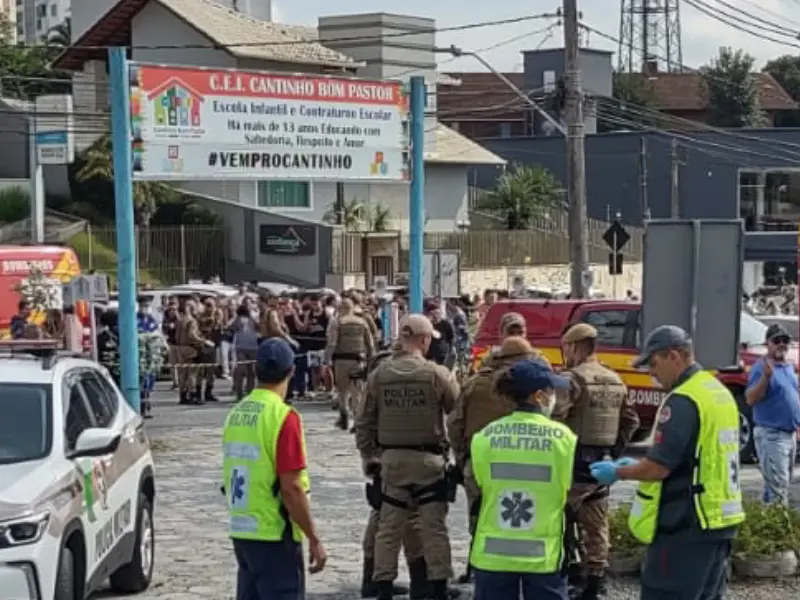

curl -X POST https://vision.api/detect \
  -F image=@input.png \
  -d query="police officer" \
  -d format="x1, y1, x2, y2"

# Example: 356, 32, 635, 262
359, 348, 422, 598
176, 301, 212, 405
590, 326, 744, 600
469, 358, 576, 600
475, 312, 527, 370
553, 323, 639, 599
197, 297, 223, 402
448, 336, 540, 583
221, 337, 328, 599
355, 314, 459, 600
326, 298, 375, 431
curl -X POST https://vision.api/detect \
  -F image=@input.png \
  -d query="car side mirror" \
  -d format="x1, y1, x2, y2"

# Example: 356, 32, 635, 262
68, 428, 121, 459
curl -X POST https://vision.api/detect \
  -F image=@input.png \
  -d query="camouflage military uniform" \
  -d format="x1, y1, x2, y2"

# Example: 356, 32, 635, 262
196, 309, 222, 401
554, 323, 640, 595
355, 317, 459, 599
175, 311, 205, 404
326, 305, 374, 430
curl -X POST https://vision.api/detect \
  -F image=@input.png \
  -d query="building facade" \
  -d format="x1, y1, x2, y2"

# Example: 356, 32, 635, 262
56, 0, 504, 286
16, 0, 69, 44
475, 129, 800, 263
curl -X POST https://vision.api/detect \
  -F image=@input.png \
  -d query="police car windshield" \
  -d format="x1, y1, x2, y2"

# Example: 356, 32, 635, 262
0, 384, 52, 464
740, 312, 768, 347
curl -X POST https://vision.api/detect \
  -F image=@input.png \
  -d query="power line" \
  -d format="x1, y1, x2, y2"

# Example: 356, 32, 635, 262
682, 0, 800, 48
703, 0, 800, 37
35, 13, 559, 52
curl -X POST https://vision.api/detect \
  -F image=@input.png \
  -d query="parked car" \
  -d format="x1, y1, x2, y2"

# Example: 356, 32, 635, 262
471, 300, 797, 464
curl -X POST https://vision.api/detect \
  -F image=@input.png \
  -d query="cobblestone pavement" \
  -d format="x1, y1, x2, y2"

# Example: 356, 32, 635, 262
107, 387, 800, 600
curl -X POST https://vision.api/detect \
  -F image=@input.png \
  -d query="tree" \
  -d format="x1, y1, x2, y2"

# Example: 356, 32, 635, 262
76, 134, 174, 227
0, 14, 70, 100
477, 164, 564, 230
762, 55, 800, 127
701, 47, 766, 128
600, 71, 661, 132
323, 198, 364, 231
47, 18, 71, 47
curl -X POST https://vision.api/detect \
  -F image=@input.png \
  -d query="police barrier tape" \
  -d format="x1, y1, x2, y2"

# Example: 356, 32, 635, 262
163, 349, 328, 371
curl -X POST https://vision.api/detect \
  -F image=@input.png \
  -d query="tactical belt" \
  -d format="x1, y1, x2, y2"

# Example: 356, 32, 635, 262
379, 443, 444, 454
333, 352, 364, 361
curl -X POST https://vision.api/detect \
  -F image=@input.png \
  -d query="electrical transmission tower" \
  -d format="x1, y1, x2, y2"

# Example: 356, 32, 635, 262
618, 0, 683, 73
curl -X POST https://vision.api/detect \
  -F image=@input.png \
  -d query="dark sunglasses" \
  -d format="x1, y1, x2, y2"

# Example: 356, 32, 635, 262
770, 336, 791, 345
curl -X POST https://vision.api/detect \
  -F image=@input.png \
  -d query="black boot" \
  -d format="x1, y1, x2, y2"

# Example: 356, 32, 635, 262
335, 410, 348, 430
179, 390, 191, 405
579, 575, 602, 600
361, 558, 409, 597
408, 558, 431, 599
375, 581, 394, 600
430, 580, 451, 600
192, 386, 205, 405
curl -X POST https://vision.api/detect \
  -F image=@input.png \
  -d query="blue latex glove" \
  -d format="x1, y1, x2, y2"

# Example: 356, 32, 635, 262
614, 457, 639, 468
589, 460, 619, 485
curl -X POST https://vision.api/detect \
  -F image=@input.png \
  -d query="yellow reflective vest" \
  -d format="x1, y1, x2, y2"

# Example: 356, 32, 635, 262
628, 370, 745, 543
221, 389, 310, 542
469, 409, 577, 573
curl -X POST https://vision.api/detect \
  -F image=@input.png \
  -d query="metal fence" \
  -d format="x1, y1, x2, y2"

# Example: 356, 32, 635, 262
331, 213, 644, 273
69, 225, 226, 285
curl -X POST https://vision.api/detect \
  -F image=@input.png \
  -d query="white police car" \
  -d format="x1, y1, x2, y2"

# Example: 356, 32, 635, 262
0, 341, 155, 600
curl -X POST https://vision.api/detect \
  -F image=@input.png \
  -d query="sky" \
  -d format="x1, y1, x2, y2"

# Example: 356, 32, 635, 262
271, 0, 800, 72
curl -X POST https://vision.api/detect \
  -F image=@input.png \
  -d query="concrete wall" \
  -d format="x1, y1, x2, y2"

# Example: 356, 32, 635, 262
339, 262, 644, 297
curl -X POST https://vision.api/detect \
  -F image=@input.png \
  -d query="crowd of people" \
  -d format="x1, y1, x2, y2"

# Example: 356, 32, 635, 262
221, 299, 753, 600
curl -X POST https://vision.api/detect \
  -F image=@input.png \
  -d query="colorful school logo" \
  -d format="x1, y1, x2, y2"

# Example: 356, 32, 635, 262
370, 151, 389, 176
148, 77, 204, 129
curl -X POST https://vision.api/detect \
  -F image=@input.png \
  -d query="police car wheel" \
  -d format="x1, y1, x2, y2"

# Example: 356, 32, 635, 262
735, 390, 756, 465
109, 493, 154, 593
53, 546, 76, 600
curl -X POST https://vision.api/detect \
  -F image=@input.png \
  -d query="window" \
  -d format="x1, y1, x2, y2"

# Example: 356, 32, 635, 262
0, 384, 51, 464
50, 3, 57, 16
499, 123, 512, 138
582, 309, 631, 347
64, 383, 93, 451
36, 18, 42, 30
36, 3, 46, 17
80, 372, 117, 428
543, 70, 556, 92
257, 181, 311, 209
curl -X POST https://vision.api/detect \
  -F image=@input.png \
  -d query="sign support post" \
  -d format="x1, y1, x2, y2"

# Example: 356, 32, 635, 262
109, 48, 141, 413
408, 75, 425, 314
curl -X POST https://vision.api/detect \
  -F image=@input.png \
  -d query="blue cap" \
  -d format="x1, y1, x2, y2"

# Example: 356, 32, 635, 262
256, 338, 295, 382
507, 358, 570, 396
633, 325, 691, 368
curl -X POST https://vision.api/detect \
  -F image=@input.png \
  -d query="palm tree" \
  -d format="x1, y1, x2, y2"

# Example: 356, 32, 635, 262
477, 164, 564, 230
323, 198, 364, 231
367, 204, 392, 232
47, 18, 71, 47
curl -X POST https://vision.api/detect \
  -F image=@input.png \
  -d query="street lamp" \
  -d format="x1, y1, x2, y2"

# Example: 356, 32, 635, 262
441, 44, 566, 136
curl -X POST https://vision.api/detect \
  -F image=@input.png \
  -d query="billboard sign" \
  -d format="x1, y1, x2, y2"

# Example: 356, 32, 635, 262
35, 95, 74, 165
128, 64, 409, 181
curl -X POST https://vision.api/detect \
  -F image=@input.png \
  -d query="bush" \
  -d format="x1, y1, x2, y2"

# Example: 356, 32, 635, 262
0, 186, 30, 223
734, 500, 800, 558
608, 504, 644, 556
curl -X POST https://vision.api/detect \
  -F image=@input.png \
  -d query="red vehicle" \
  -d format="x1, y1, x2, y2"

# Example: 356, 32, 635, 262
472, 299, 796, 463
0, 245, 89, 337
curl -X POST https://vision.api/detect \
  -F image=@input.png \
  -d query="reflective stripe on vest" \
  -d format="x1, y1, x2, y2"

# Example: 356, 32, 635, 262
469, 411, 577, 574
221, 389, 311, 542
628, 370, 745, 543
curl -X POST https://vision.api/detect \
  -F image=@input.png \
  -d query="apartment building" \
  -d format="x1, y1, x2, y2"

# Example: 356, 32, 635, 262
1, 0, 16, 43
16, 0, 69, 44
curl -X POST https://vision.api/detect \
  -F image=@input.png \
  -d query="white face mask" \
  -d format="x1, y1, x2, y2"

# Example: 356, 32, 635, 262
542, 392, 557, 417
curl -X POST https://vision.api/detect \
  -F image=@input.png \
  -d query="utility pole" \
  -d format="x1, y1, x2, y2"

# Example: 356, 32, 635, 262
670, 138, 681, 218
563, 0, 589, 298
639, 136, 650, 220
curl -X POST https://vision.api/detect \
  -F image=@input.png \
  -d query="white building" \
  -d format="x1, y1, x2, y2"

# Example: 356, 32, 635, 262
16, 0, 69, 44
55, 0, 505, 286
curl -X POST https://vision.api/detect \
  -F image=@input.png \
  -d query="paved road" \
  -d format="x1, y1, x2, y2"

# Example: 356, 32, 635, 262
107, 386, 799, 600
